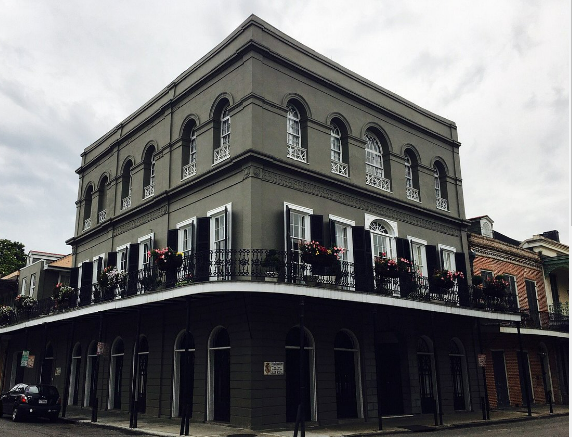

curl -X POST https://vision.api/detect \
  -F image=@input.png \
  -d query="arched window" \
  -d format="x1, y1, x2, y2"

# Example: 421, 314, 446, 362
214, 103, 231, 164
69, 343, 82, 405
40, 344, 54, 385
182, 124, 197, 180
369, 220, 396, 259
208, 327, 230, 422
121, 160, 133, 210
365, 132, 390, 191
286, 105, 307, 162
108, 338, 124, 410
84, 341, 98, 408
334, 330, 362, 419
97, 176, 108, 223
330, 123, 348, 177
135, 336, 149, 413
404, 150, 420, 202
143, 146, 155, 199
417, 337, 437, 414
285, 326, 316, 422
21, 278, 27, 296
173, 331, 195, 417
434, 162, 449, 211
449, 338, 470, 410
83, 185, 93, 230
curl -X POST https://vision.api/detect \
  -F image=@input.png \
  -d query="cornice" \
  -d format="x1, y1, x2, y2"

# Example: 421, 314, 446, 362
469, 233, 542, 269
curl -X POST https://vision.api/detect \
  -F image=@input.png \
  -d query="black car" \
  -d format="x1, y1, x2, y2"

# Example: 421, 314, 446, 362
0, 383, 61, 422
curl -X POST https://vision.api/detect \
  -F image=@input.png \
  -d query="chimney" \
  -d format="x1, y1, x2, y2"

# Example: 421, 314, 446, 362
541, 230, 560, 243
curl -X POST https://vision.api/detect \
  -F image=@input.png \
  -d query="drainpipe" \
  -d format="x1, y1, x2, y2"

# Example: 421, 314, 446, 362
517, 322, 532, 416
180, 297, 192, 436
129, 309, 141, 428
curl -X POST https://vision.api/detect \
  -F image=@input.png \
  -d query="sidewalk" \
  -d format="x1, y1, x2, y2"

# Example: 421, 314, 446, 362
61, 404, 569, 437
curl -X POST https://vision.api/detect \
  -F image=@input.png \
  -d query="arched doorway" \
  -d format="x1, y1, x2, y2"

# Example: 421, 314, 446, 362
449, 338, 470, 410
173, 330, 195, 418
538, 343, 554, 403
417, 336, 437, 414
108, 338, 124, 410
84, 341, 98, 407
334, 330, 361, 419
136, 336, 149, 413
285, 326, 316, 422
40, 344, 54, 385
69, 343, 82, 405
208, 327, 230, 422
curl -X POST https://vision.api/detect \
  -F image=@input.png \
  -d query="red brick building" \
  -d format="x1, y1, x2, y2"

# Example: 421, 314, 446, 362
468, 216, 568, 409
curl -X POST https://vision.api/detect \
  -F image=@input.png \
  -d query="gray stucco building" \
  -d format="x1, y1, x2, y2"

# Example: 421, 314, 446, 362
0, 15, 525, 429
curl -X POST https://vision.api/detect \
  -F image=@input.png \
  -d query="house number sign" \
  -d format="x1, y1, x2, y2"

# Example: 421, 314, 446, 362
264, 362, 284, 375
478, 354, 486, 367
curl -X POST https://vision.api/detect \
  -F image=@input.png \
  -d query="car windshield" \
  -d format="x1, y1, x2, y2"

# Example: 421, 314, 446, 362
25, 385, 59, 397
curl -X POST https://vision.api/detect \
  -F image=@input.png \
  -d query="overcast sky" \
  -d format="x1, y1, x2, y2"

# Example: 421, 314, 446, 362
0, 0, 570, 256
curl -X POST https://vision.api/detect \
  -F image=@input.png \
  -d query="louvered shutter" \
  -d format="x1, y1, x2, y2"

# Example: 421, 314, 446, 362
310, 215, 324, 245
107, 252, 117, 268
352, 226, 367, 292
285, 206, 292, 283
79, 261, 93, 307
196, 217, 210, 282
126, 243, 139, 296
455, 252, 470, 307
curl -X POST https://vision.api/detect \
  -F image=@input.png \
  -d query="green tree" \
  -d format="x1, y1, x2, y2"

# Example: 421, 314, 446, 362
0, 239, 26, 277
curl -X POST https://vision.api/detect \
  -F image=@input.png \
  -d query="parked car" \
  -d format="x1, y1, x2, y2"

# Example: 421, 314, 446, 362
0, 383, 61, 422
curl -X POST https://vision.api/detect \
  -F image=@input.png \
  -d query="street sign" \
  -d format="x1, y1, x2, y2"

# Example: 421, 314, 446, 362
264, 361, 284, 375
20, 350, 29, 367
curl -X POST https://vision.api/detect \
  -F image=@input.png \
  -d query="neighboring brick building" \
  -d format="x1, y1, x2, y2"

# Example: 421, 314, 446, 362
468, 216, 568, 409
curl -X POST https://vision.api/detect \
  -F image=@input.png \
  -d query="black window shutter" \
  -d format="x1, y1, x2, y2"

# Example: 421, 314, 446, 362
395, 237, 411, 261
286, 206, 292, 283
224, 206, 229, 250
364, 230, 374, 291
107, 252, 117, 268
439, 248, 444, 270
167, 229, 178, 252
426, 245, 438, 276
126, 243, 139, 296
310, 215, 324, 245
80, 261, 93, 307
549, 273, 560, 305
455, 252, 469, 307
70, 267, 79, 289
97, 257, 103, 278
329, 219, 336, 247
196, 217, 210, 282
352, 226, 365, 292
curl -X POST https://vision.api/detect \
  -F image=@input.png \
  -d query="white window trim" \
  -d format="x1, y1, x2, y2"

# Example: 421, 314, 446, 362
92, 254, 105, 284
29, 274, 36, 299
329, 214, 355, 264
21, 278, 27, 296
365, 213, 398, 237
138, 233, 155, 270
284, 202, 313, 250
207, 203, 232, 251
408, 236, 428, 277
177, 217, 196, 255
438, 244, 457, 272
116, 244, 130, 272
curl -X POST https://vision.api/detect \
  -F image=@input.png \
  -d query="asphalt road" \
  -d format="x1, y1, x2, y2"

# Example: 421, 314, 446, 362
403, 415, 569, 436
0, 415, 145, 436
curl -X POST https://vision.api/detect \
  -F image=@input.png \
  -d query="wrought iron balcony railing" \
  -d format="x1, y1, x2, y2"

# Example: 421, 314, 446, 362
182, 162, 196, 179
406, 187, 420, 202
0, 250, 520, 328
121, 195, 131, 210
331, 160, 348, 177
213, 144, 230, 164
144, 184, 155, 199
436, 197, 448, 211
366, 173, 391, 192
83, 218, 92, 231
521, 306, 569, 332
98, 209, 107, 223
287, 145, 307, 163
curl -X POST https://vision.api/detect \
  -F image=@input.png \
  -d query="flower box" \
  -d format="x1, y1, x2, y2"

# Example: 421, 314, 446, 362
149, 247, 183, 272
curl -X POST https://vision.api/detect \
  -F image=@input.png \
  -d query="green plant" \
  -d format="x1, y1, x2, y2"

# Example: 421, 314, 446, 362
149, 247, 184, 271
430, 270, 464, 290
374, 256, 412, 278
299, 241, 343, 267
0, 305, 16, 326
14, 294, 37, 310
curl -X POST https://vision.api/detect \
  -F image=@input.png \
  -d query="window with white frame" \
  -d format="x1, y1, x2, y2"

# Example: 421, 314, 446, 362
438, 245, 457, 272
21, 278, 27, 296
117, 245, 129, 272
365, 133, 383, 178
329, 215, 354, 263
409, 237, 428, 277
221, 106, 230, 147
434, 166, 441, 199
138, 234, 154, 270
405, 156, 413, 188
177, 218, 196, 257
29, 274, 36, 298
331, 124, 342, 162
286, 203, 312, 259
366, 214, 398, 265
287, 106, 301, 148
207, 204, 232, 252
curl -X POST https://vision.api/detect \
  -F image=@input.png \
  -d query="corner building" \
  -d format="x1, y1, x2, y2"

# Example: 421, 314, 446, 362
0, 16, 522, 429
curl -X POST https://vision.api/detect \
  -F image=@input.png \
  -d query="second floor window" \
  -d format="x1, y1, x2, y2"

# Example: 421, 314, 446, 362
30, 274, 36, 298
330, 124, 342, 163
434, 166, 441, 199
221, 106, 231, 147
370, 220, 394, 259
365, 133, 383, 178
118, 247, 128, 272
405, 156, 413, 189
213, 213, 226, 251
21, 278, 27, 296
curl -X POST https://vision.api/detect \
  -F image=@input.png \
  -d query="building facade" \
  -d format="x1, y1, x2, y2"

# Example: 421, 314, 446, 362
0, 16, 527, 429
468, 217, 569, 409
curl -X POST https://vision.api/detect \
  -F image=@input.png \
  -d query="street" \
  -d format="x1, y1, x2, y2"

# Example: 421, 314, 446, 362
0, 415, 144, 436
